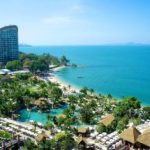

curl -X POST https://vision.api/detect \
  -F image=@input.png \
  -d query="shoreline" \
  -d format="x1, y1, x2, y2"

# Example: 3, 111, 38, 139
48, 66, 149, 106
48, 66, 80, 93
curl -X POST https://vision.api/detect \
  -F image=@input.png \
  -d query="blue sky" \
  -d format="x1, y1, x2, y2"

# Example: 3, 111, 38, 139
0, 0, 150, 45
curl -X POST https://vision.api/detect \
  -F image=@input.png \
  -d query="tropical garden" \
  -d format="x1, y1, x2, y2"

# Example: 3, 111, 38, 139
5, 52, 69, 72
0, 52, 150, 149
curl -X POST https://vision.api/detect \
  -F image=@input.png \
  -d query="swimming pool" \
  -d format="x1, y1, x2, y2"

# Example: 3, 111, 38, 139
18, 104, 67, 124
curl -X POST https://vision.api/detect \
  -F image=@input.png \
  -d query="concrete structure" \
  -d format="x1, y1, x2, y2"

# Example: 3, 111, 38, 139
0, 25, 18, 64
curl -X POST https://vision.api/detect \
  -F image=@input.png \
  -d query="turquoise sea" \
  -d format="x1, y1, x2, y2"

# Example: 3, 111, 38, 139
20, 45, 150, 105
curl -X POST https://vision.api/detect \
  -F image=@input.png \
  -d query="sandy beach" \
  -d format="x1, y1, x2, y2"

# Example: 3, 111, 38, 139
48, 66, 80, 93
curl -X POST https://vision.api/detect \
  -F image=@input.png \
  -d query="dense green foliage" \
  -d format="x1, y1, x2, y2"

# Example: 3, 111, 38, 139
80, 101, 96, 124
113, 97, 142, 131
50, 87, 63, 105
29, 59, 49, 73
51, 132, 76, 150
22, 132, 75, 150
60, 56, 70, 66
0, 70, 149, 150
143, 107, 150, 119
19, 53, 61, 67
6, 60, 23, 70
0, 130, 13, 139
0, 73, 63, 117
6, 52, 70, 72
0, 74, 147, 132
2, 50, 150, 150
96, 123, 106, 133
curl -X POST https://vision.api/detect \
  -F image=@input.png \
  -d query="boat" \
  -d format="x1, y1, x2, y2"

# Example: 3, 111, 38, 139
77, 76, 84, 79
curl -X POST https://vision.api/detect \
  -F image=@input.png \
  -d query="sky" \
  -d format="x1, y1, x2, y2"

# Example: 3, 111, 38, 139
0, 0, 150, 45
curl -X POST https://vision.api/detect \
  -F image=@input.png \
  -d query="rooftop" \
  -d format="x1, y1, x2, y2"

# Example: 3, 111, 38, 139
100, 114, 114, 127
137, 127, 150, 147
0, 25, 18, 31
119, 126, 141, 144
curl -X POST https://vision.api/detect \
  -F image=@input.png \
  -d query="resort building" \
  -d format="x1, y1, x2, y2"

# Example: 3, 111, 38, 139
0, 116, 150, 150
0, 25, 19, 64
100, 114, 114, 127
119, 125, 150, 149
137, 128, 150, 148
119, 126, 141, 146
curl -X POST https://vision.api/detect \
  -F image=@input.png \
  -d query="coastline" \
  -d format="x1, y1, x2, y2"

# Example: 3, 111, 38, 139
48, 66, 149, 106
48, 66, 80, 93
20, 45, 150, 105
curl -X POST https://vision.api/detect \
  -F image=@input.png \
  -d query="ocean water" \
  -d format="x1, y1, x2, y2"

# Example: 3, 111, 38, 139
20, 45, 150, 105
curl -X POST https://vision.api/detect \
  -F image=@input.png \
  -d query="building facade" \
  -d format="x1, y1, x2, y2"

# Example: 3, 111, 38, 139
0, 25, 19, 64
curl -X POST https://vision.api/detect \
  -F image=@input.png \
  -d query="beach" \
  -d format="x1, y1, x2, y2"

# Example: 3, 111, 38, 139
21, 45, 150, 105
48, 66, 80, 93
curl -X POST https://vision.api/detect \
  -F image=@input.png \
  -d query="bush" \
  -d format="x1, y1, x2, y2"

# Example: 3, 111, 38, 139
0, 130, 12, 139
96, 123, 106, 133
132, 117, 142, 126
116, 117, 128, 132
143, 107, 150, 119
6, 60, 22, 70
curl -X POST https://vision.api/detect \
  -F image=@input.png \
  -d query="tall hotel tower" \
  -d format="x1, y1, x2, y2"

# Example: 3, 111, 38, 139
0, 25, 19, 64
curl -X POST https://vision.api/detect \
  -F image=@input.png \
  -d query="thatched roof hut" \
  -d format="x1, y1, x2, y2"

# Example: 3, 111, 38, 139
56, 114, 66, 119
143, 127, 150, 134
76, 136, 87, 145
29, 76, 38, 80
137, 128, 150, 147
39, 97, 46, 101
100, 114, 114, 127
34, 98, 47, 106
75, 136, 87, 150
34, 100, 42, 106
119, 126, 141, 144
78, 128, 88, 134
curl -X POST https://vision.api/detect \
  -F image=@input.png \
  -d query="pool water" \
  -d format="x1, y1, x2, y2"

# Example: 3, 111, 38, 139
18, 104, 67, 124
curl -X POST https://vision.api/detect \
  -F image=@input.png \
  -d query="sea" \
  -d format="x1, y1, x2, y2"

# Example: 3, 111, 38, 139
20, 45, 150, 105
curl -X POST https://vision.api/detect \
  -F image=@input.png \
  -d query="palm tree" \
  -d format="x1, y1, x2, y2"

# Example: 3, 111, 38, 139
23, 96, 31, 109
33, 121, 37, 132
107, 93, 112, 100
68, 85, 71, 90
46, 114, 52, 123
51, 87, 63, 106
80, 87, 88, 95
89, 88, 94, 95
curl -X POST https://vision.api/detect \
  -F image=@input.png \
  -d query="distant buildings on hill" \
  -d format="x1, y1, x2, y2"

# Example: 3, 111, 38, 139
0, 25, 19, 64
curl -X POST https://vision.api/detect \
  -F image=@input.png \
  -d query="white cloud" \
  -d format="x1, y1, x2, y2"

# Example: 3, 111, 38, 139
42, 16, 71, 25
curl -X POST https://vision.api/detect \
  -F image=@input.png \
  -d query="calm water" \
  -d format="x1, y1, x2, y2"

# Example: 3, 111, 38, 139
20, 45, 150, 105
18, 104, 67, 124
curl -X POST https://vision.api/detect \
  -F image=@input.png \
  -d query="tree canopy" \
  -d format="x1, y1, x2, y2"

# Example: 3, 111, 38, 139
6, 60, 22, 70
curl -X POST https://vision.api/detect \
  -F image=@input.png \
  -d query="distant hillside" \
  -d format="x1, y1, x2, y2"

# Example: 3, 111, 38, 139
19, 44, 32, 47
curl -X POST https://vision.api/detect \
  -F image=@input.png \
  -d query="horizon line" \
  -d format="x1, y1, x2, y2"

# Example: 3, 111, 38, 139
19, 43, 150, 47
